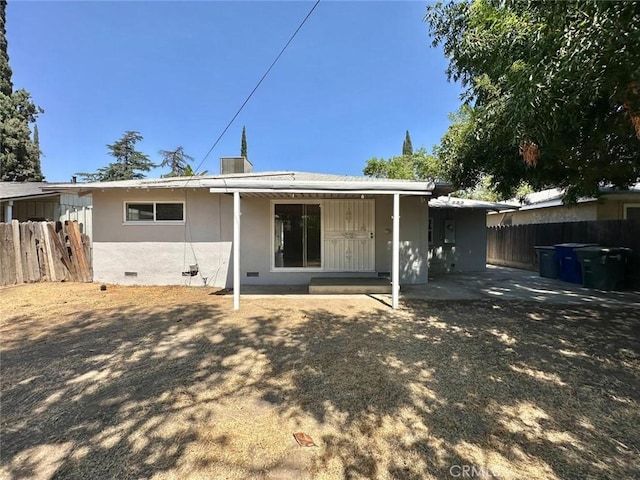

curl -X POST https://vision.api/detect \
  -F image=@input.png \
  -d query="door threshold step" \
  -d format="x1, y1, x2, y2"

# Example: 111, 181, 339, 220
308, 277, 392, 294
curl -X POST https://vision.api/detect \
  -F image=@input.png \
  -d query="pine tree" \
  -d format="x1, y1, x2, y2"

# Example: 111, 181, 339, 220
0, 0, 11, 96
33, 123, 39, 149
241, 126, 248, 159
159, 146, 194, 177
0, 1, 43, 181
32, 123, 42, 177
79, 131, 154, 182
402, 130, 413, 156
0, 0, 44, 181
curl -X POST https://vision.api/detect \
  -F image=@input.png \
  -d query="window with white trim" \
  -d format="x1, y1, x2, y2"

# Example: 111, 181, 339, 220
125, 202, 184, 222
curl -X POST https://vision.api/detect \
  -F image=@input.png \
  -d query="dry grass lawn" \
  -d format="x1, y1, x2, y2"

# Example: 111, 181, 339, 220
1, 283, 639, 479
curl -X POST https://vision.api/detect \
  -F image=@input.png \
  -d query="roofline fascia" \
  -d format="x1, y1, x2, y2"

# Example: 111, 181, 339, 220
203, 179, 435, 192
0, 192, 60, 202
208, 188, 433, 196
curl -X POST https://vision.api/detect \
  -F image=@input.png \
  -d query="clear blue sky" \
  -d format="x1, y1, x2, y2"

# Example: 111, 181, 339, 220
6, 1, 463, 182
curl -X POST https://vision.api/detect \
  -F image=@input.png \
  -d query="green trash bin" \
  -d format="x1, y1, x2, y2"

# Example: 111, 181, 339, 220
575, 247, 631, 290
534, 246, 559, 279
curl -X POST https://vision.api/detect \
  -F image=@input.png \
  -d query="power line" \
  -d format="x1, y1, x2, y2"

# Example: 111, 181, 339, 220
192, 0, 321, 176
179, 0, 321, 283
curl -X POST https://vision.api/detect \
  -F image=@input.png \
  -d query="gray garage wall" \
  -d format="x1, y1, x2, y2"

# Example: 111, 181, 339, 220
428, 208, 487, 274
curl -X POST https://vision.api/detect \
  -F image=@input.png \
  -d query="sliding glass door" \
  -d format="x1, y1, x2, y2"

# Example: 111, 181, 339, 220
274, 203, 321, 268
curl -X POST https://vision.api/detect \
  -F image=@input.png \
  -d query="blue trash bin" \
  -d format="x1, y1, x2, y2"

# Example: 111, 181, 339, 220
555, 243, 599, 284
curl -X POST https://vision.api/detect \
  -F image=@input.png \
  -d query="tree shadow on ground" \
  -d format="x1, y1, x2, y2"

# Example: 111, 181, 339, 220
1, 292, 639, 479
243, 300, 640, 479
1, 300, 250, 479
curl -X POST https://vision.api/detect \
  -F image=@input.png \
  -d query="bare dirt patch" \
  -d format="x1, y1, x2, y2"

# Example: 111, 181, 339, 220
1, 283, 639, 479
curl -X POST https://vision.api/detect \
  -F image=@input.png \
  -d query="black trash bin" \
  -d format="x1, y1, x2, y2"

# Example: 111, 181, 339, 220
555, 243, 599, 284
534, 246, 559, 279
575, 247, 632, 290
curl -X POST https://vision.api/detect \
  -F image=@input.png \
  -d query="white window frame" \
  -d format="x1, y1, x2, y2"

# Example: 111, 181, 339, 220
623, 203, 640, 220
270, 199, 324, 272
123, 201, 185, 224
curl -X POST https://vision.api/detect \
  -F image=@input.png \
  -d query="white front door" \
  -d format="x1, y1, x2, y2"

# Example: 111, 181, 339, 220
323, 199, 375, 271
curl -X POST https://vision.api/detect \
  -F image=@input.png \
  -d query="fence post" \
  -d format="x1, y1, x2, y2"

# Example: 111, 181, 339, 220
11, 220, 24, 284
41, 221, 57, 282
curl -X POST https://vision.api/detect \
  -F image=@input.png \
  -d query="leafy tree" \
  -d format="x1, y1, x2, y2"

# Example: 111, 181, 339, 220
159, 146, 194, 177
426, 0, 640, 200
402, 130, 413, 156
79, 131, 154, 182
363, 147, 447, 181
241, 126, 247, 158
182, 164, 208, 177
0, 0, 43, 181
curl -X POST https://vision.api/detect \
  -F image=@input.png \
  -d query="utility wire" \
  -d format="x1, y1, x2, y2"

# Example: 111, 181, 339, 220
191, 0, 321, 177
179, 0, 320, 283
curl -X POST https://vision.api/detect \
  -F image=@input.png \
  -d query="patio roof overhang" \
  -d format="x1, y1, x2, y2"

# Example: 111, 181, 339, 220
225, 185, 426, 311
205, 178, 436, 196
205, 179, 434, 311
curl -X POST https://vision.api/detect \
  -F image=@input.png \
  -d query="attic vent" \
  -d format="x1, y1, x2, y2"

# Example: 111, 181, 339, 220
220, 157, 253, 175
246, 271, 259, 277
124, 271, 138, 277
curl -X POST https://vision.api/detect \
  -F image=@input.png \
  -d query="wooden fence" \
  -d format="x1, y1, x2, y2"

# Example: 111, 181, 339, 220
487, 219, 640, 281
0, 220, 92, 286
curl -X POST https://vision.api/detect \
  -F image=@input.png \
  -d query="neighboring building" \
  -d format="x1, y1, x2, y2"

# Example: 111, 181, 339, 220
0, 182, 92, 236
487, 184, 640, 227
428, 196, 518, 274
47, 169, 456, 309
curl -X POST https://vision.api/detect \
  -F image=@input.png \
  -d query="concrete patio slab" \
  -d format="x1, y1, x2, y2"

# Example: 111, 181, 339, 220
220, 265, 640, 308
402, 265, 640, 307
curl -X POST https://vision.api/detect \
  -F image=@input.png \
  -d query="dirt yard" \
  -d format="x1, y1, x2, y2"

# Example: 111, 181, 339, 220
1, 283, 639, 479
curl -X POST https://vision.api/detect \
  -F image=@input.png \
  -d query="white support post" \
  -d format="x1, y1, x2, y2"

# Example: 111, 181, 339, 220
233, 191, 241, 310
392, 193, 400, 309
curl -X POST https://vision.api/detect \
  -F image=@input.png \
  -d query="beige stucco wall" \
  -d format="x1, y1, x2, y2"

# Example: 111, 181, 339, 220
92, 189, 234, 287
487, 194, 640, 227
92, 189, 430, 287
92, 189, 231, 243
596, 195, 640, 220
487, 203, 598, 227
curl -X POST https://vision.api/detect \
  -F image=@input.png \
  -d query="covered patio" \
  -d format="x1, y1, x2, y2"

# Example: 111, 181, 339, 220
204, 175, 443, 310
